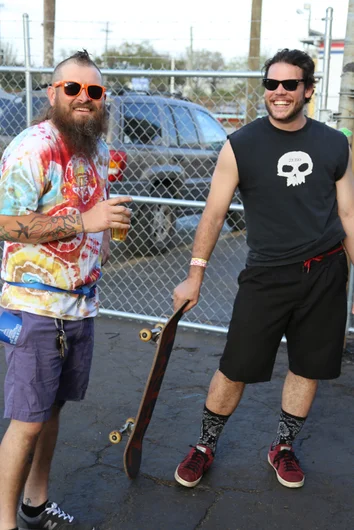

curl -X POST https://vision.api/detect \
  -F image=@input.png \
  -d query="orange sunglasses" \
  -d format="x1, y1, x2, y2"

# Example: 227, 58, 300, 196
52, 81, 106, 100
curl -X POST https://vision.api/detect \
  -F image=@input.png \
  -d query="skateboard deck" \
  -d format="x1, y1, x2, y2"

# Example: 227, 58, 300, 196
121, 300, 188, 478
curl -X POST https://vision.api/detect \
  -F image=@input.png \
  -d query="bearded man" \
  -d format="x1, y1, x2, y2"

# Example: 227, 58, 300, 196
0, 50, 131, 530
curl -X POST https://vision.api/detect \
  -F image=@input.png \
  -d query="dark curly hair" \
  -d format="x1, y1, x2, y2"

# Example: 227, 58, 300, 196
263, 48, 315, 103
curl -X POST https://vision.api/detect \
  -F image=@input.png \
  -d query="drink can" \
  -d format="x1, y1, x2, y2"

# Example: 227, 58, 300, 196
0, 310, 22, 345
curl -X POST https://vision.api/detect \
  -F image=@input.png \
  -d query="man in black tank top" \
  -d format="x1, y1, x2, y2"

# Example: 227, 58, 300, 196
172, 49, 354, 490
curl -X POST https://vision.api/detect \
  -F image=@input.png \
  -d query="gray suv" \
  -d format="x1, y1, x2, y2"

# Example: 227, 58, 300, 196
0, 89, 243, 254
106, 91, 232, 254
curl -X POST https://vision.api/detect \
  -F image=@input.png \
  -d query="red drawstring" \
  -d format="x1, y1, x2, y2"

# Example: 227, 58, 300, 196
303, 255, 324, 273
303, 245, 343, 273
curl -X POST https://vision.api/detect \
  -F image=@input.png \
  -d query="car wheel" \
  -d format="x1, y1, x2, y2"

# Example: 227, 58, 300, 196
130, 185, 176, 255
148, 201, 175, 250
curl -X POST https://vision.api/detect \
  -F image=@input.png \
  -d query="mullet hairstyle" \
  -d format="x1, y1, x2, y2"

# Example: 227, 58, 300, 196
52, 49, 102, 84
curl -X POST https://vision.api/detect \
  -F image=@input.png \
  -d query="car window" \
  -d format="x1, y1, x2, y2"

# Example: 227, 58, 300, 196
105, 97, 123, 146
194, 110, 227, 149
164, 106, 178, 147
0, 93, 48, 137
171, 106, 199, 148
123, 102, 162, 145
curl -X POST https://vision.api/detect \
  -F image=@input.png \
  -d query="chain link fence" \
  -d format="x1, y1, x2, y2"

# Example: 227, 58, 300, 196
0, 65, 254, 331
2, 19, 352, 335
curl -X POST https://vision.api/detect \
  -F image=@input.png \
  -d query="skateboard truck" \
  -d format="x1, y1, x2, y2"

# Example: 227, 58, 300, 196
139, 323, 164, 343
109, 417, 135, 444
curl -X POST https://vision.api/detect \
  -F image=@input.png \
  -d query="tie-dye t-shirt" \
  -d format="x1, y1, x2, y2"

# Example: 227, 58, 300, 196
0, 120, 110, 320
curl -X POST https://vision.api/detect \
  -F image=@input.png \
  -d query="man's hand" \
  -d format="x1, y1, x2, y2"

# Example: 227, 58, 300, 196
81, 196, 132, 233
173, 278, 202, 313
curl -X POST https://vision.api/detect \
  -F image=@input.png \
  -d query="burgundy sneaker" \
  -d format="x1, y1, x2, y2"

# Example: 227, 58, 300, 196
175, 445, 214, 487
268, 444, 305, 488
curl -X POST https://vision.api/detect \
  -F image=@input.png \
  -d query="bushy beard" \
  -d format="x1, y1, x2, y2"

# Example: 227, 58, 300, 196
51, 100, 108, 158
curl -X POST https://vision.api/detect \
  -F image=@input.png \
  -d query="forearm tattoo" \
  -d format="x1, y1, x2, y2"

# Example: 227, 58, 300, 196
0, 214, 84, 243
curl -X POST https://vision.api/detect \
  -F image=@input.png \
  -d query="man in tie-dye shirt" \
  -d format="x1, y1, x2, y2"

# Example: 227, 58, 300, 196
0, 50, 131, 530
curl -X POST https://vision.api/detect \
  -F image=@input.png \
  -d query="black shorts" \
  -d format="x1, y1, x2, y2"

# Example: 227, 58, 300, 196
219, 246, 348, 383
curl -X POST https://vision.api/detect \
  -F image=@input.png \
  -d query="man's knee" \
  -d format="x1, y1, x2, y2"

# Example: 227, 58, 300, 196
9, 418, 44, 440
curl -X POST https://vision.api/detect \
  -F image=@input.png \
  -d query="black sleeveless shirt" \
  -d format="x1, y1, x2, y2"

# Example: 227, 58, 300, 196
228, 117, 349, 266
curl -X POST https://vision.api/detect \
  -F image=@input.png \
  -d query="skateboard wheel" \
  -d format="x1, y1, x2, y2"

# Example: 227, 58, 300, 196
126, 417, 135, 425
139, 329, 152, 342
109, 430, 122, 444
156, 323, 164, 331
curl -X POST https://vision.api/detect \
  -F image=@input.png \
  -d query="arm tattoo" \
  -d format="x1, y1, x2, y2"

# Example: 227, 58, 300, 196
0, 214, 84, 243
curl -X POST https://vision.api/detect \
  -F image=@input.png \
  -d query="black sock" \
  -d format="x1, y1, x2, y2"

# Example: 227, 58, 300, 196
21, 500, 48, 518
271, 408, 307, 449
198, 404, 230, 453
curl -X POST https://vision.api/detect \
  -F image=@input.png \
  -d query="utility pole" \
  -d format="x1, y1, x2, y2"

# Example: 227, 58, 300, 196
170, 56, 175, 94
43, 0, 56, 85
189, 26, 194, 70
337, 0, 354, 135
102, 21, 112, 66
189, 26, 194, 88
0, 3, 4, 65
245, 0, 263, 124
184, 26, 194, 97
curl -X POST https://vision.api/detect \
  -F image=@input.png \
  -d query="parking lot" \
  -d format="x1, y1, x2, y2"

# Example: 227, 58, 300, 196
101, 213, 247, 328
1, 315, 354, 529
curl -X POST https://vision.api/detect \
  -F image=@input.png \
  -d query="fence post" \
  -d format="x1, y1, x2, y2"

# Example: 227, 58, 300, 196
337, 0, 354, 131
23, 13, 32, 127
318, 7, 333, 122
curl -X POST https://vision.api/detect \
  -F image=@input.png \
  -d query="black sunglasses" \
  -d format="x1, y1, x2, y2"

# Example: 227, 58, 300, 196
52, 81, 106, 100
262, 78, 305, 91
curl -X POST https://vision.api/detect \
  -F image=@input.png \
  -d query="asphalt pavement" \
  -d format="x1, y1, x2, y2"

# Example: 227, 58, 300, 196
1, 315, 354, 530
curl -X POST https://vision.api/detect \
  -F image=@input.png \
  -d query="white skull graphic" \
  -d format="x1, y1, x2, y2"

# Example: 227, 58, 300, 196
277, 151, 313, 187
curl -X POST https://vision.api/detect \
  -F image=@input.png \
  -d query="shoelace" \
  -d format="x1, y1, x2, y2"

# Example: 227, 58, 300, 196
45, 502, 74, 522
274, 449, 300, 472
183, 446, 209, 473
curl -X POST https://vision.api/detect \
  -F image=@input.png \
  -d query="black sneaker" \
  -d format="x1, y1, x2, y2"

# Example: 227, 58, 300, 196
17, 501, 96, 529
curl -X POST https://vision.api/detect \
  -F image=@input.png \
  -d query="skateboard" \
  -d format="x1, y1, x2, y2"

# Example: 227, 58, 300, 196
109, 299, 189, 479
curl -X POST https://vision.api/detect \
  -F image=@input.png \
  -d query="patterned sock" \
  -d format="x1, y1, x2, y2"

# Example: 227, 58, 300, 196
198, 405, 230, 453
271, 408, 307, 449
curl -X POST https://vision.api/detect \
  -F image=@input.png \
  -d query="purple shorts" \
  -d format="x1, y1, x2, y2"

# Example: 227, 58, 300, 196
3, 310, 94, 422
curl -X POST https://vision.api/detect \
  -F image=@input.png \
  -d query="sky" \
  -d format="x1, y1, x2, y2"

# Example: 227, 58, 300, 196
0, 0, 349, 66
